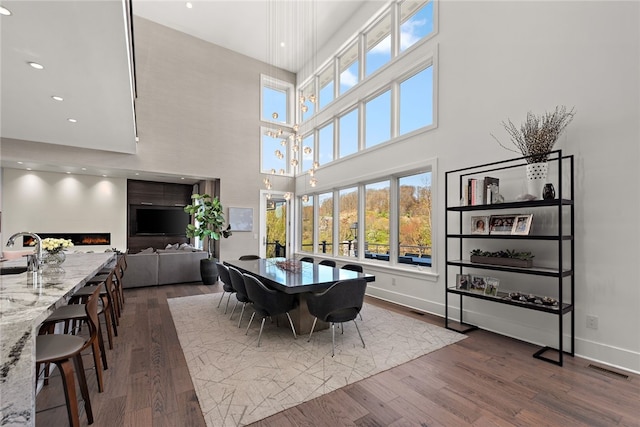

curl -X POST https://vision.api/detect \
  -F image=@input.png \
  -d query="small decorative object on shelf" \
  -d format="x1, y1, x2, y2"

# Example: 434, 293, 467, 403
470, 249, 534, 268
543, 183, 556, 200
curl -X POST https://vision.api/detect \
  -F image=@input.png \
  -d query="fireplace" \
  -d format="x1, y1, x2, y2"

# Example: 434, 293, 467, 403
22, 233, 111, 247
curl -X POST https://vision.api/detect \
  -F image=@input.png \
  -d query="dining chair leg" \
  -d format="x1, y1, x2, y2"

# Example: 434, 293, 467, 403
245, 312, 256, 335
285, 312, 297, 339
91, 331, 105, 392
307, 317, 318, 342
229, 300, 239, 320
331, 323, 336, 357
72, 353, 94, 424
353, 319, 366, 348
57, 359, 81, 427
257, 317, 266, 347
217, 291, 226, 308
224, 293, 233, 314
237, 303, 246, 328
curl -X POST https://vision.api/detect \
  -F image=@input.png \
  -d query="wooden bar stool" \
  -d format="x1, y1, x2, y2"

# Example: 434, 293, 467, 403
36, 286, 102, 426
70, 271, 118, 347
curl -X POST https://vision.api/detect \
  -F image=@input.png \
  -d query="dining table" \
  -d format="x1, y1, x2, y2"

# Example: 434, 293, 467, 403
0, 252, 116, 427
224, 257, 375, 334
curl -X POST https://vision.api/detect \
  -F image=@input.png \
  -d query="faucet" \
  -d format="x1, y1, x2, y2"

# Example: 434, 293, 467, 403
6, 232, 43, 271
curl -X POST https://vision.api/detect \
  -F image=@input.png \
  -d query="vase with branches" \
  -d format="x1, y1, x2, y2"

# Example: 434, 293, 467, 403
492, 105, 576, 164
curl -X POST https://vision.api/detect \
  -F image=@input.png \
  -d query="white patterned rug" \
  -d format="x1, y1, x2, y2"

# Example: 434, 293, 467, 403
168, 293, 465, 426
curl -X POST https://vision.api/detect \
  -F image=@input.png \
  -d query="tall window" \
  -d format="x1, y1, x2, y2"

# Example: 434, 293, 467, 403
399, 66, 433, 135
365, 12, 391, 77
318, 122, 334, 166
318, 65, 334, 110
261, 128, 287, 174
400, 0, 434, 53
318, 192, 333, 255
339, 109, 358, 158
261, 75, 293, 124
301, 196, 314, 253
398, 171, 432, 265
338, 187, 359, 257
365, 181, 390, 262
339, 42, 359, 95
365, 89, 391, 148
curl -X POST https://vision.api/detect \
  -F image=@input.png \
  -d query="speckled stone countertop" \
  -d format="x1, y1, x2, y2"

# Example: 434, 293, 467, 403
0, 252, 115, 426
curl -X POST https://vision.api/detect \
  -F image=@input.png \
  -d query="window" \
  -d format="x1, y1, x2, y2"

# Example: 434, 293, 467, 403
318, 192, 333, 255
398, 171, 432, 266
301, 196, 314, 253
261, 128, 287, 175
301, 133, 314, 174
300, 81, 316, 123
261, 75, 294, 124
339, 42, 359, 95
318, 122, 334, 166
365, 90, 391, 148
400, 0, 434, 53
339, 108, 358, 158
318, 65, 335, 110
364, 181, 390, 262
399, 66, 433, 135
338, 187, 359, 257
365, 12, 391, 77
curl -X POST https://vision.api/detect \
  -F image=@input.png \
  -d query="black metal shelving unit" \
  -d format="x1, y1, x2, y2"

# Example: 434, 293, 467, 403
445, 150, 575, 366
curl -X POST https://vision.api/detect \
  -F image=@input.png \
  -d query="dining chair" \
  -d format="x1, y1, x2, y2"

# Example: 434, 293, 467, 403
36, 285, 102, 426
216, 262, 236, 314
242, 273, 298, 346
341, 263, 363, 273
299, 256, 314, 263
306, 278, 367, 357
227, 266, 253, 327
238, 255, 261, 260
318, 259, 336, 267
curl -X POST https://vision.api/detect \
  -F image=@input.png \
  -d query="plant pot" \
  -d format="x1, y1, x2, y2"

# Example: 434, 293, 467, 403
525, 162, 548, 199
470, 255, 533, 268
200, 258, 219, 285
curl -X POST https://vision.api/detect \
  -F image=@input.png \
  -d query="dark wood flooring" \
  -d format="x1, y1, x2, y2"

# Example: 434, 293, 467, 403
36, 283, 640, 426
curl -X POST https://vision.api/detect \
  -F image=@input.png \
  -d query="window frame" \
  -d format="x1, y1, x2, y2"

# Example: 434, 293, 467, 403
260, 74, 295, 126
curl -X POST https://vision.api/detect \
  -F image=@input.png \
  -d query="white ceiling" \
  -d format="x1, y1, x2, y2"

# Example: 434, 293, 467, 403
0, 0, 367, 181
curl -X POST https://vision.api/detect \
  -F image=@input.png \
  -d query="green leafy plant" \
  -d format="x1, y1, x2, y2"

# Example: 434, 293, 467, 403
470, 249, 534, 261
184, 194, 232, 259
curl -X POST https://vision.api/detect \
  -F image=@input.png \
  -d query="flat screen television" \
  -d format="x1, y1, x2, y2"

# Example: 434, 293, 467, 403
135, 207, 190, 236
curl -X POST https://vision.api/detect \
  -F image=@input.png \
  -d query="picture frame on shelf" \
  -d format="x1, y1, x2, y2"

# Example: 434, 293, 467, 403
489, 214, 516, 235
470, 275, 486, 293
484, 277, 500, 296
512, 214, 533, 235
456, 273, 471, 290
471, 216, 490, 235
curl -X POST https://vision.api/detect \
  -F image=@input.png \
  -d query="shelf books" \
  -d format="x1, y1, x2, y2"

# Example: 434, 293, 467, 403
465, 176, 500, 206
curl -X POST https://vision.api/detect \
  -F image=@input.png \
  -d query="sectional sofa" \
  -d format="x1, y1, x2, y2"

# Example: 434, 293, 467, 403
124, 249, 208, 288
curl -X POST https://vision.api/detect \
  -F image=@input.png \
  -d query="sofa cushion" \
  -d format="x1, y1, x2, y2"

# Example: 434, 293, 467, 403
124, 252, 159, 288
157, 251, 208, 285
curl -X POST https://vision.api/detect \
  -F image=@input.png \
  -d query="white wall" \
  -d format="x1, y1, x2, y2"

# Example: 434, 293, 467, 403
1, 168, 127, 253
298, 0, 640, 372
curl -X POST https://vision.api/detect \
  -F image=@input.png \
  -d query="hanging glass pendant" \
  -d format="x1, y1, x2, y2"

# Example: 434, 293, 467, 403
302, 194, 309, 203
284, 192, 292, 200
270, 168, 276, 175
309, 94, 316, 103
291, 159, 299, 167
281, 139, 287, 146
272, 112, 279, 119
279, 168, 285, 175
313, 161, 319, 169
292, 144, 299, 152
301, 105, 308, 113
309, 168, 315, 176
310, 178, 317, 187
303, 146, 312, 155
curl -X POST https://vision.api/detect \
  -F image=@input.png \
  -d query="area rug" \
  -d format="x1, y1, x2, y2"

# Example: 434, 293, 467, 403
168, 293, 465, 426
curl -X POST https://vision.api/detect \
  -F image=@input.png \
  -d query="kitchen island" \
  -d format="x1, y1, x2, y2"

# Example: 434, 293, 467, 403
0, 252, 115, 427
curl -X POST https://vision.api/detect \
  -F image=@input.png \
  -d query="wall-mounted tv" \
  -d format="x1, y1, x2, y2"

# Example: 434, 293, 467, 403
134, 207, 190, 236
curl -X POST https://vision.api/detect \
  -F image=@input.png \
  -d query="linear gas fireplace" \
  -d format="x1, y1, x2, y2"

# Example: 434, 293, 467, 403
22, 233, 111, 247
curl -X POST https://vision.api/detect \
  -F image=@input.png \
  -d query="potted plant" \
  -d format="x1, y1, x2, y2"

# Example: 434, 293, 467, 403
184, 193, 232, 285
470, 249, 534, 268
492, 105, 575, 197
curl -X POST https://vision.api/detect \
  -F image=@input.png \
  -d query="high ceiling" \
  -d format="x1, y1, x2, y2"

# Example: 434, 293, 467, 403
0, 0, 367, 167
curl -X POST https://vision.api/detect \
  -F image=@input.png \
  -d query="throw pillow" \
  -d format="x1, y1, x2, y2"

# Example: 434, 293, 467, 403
140, 247, 155, 254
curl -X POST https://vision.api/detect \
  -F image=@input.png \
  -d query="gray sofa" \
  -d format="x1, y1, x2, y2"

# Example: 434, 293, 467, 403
124, 250, 208, 288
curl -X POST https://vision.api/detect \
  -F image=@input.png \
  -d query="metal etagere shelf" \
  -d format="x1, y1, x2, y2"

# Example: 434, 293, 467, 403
444, 150, 575, 366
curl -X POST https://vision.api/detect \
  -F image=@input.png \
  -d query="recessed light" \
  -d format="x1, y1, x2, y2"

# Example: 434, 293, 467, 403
26, 168, 32, 171
102, 174, 107, 177
28, 61, 44, 70
67, 118, 77, 123
0, 6, 12, 15
17, 161, 23, 164
135, 172, 140, 176
52, 95, 63, 101
66, 171, 71, 174
186, 2, 193, 8
81, 167, 87, 171
280, 42, 285, 48
181, 177, 185, 180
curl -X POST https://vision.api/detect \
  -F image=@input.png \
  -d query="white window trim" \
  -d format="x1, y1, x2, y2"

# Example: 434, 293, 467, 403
260, 74, 295, 126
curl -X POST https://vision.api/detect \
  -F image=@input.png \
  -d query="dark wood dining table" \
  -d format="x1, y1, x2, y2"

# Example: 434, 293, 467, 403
224, 257, 375, 334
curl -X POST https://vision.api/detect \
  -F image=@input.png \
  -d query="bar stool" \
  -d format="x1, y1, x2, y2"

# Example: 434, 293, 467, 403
69, 272, 118, 349
36, 286, 102, 426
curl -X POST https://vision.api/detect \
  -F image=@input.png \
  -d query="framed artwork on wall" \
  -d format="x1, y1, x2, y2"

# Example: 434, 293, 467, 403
228, 207, 253, 232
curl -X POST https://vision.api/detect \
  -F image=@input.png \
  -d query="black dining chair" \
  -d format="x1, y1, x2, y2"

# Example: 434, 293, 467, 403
238, 255, 261, 260
341, 263, 363, 273
318, 259, 336, 267
216, 262, 236, 314
227, 266, 253, 327
299, 256, 314, 263
242, 273, 298, 346
306, 278, 367, 357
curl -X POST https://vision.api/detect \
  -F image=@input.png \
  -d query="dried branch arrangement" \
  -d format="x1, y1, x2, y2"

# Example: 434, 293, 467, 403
492, 106, 576, 163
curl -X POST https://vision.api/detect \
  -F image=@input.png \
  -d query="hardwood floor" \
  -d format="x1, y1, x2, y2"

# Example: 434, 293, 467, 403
36, 283, 639, 426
